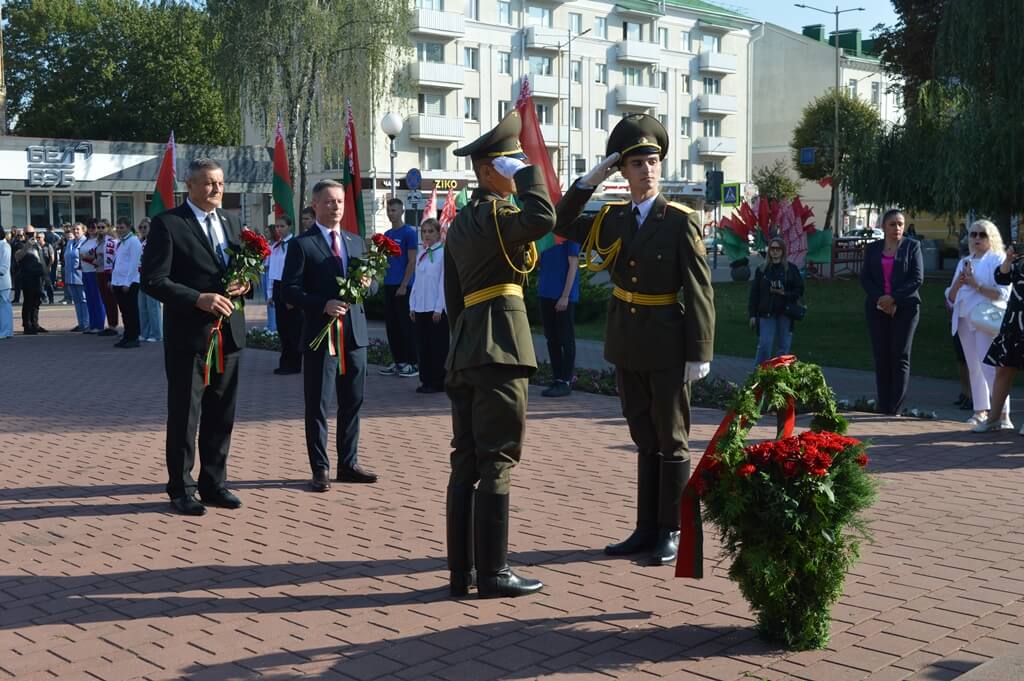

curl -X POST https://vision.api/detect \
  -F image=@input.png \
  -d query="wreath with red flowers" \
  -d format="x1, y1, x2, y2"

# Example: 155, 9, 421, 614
694, 357, 877, 650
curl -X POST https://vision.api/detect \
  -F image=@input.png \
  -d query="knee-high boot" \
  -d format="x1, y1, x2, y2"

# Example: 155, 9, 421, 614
446, 485, 475, 597
649, 456, 689, 566
474, 491, 543, 599
604, 450, 659, 555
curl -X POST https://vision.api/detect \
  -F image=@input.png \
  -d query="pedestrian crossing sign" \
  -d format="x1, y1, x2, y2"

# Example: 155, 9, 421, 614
722, 183, 740, 207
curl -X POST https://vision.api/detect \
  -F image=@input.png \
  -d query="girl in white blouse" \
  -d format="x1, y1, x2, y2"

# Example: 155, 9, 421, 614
409, 218, 448, 393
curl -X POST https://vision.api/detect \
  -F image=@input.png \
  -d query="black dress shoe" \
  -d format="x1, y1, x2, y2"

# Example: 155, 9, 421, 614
337, 465, 378, 483
310, 468, 331, 492
97, 328, 118, 337
199, 488, 242, 509
170, 495, 207, 516
604, 528, 658, 556
70, 325, 83, 332
647, 529, 681, 566
23, 328, 38, 335
36, 326, 48, 333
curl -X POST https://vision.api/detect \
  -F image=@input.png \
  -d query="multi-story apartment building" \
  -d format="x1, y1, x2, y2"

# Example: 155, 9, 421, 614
281, 0, 761, 232
752, 23, 904, 232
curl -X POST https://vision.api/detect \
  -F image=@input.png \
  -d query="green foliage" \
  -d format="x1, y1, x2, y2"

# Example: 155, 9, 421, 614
790, 89, 882, 187
752, 160, 801, 203
873, 0, 948, 107
4, 0, 236, 143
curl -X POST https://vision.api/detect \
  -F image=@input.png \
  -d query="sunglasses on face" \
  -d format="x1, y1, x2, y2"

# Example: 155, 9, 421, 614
970, 232, 989, 239
769, 246, 782, 251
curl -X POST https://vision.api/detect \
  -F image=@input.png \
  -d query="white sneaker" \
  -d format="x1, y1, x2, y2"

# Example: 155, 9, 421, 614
966, 413, 989, 426
999, 417, 1015, 431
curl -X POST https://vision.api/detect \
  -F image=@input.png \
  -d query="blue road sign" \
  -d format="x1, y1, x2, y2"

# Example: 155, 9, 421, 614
406, 168, 422, 190
799, 147, 816, 165
722, 183, 740, 207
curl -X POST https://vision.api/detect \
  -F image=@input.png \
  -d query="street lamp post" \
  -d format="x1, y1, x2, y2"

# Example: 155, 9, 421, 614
557, 27, 591, 189
380, 112, 403, 199
794, 4, 864, 236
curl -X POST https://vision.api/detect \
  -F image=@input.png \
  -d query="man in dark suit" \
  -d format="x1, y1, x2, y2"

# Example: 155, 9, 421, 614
281, 179, 377, 493
141, 158, 247, 516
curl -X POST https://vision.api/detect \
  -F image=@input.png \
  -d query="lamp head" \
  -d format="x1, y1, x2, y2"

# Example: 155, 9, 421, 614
380, 112, 403, 138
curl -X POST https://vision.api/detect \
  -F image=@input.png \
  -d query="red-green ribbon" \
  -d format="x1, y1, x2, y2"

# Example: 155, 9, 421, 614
326, 316, 346, 375
203, 317, 225, 386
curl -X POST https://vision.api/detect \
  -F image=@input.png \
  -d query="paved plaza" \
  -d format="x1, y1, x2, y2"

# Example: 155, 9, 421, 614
1, 305, 1022, 680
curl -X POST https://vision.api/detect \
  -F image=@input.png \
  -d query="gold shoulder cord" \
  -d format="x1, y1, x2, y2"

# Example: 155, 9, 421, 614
493, 200, 538, 275
580, 204, 623, 272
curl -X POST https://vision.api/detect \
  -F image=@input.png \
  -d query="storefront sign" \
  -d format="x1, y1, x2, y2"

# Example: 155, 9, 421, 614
26, 141, 94, 187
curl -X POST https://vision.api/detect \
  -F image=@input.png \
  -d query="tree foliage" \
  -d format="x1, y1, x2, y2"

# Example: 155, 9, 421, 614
752, 160, 801, 203
207, 0, 412, 205
4, 0, 236, 144
873, 0, 948, 107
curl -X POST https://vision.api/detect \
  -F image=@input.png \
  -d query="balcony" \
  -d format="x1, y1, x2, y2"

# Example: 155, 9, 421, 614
615, 84, 662, 108
696, 94, 737, 115
697, 136, 737, 157
411, 9, 465, 40
699, 51, 738, 74
616, 39, 661, 64
538, 124, 567, 147
410, 62, 465, 90
525, 25, 563, 51
408, 115, 464, 142
518, 73, 566, 100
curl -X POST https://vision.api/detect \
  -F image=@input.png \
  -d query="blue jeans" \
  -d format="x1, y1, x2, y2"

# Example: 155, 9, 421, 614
262, 272, 277, 332
0, 289, 12, 338
82, 271, 106, 330
754, 314, 793, 366
138, 290, 163, 341
67, 283, 87, 329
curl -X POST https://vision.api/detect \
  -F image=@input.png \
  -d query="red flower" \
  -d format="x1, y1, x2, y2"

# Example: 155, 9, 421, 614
810, 467, 829, 477
759, 355, 797, 370
856, 453, 869, 468
737, 463, 757, 477
781, 460, 798, 478
372, 233, 402, 257
240, 229, 272, 259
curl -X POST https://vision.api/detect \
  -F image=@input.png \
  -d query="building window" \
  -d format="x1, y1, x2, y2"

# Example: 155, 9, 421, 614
463, 47, 479, 70
703, 119, 721, 137
680, 116, 691, 137
658, 71, 668, 91
498, 1, 512, 25
498, 51, 511, 74
848, 78, 858, 98
464, 97, 480, 121
702, 34, 720, 52
703, 77, 721, 95
528, 55, 552, 76
571, 60, 582, 83
114, 195, 133, 225
418, 92, 446, 115
419, 147, 444, 171
623, 66, 642, 86
681, 30, 692, 52
595, 63, 607, 84
536, 103, 553, 124
623, 21, 641, 41
416, 0, 442, 8
570, 107, 582, 129
595, 16, 607, 39
871, 81, 881, 108
466, 0, 479, 20
706, 161, 721, 173
498, 100, 511, 118
595, 108, 607, 130
526, 5, 551, 27
659, 27, 669, 48
658, 114, 668, 128
681, 160, 691, 180
416, 42, 444, 63
569, 12, 582, 35
572, 154, 586, 175
681, 74, 690, 94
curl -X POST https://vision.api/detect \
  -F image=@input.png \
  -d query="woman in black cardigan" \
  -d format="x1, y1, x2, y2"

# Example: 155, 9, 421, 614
860, 209, 924, 415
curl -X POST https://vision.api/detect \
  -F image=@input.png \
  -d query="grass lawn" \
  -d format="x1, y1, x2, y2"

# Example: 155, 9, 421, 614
567, 277, 961, 381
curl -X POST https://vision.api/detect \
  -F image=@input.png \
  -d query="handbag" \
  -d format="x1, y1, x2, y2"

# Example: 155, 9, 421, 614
784, 301, 807, 321
969, 302, 1006, 337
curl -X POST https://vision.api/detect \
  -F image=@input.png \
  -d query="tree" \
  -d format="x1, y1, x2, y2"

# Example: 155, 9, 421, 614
752, 160, 801, 203
206, 0, 412, 207
3, 0, 236, 144
873, 0, 948, 107
790, 90, 882, 232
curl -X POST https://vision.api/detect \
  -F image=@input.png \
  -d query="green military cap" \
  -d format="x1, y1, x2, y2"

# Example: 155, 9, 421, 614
454, 111, 526, 161
606, 113, 668, 160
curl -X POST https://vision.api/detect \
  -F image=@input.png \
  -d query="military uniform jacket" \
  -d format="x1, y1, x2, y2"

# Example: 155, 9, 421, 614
555, 182, 714, 371
444, 165, 556, 373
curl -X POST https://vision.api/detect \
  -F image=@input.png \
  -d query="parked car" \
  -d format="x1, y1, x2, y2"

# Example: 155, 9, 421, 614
836, 227, 883, 246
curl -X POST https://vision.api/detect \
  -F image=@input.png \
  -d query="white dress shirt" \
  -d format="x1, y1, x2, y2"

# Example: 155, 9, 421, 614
409, 244, 446, 314
267, 234, 292, 282
79, 237, 99, 273
317, 223, 348, 275
112, 234, 142, 286
631, 194, 658, 228
186, 197, 228, 263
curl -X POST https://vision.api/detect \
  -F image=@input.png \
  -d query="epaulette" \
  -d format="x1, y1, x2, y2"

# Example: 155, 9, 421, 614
666, 201, 694, 214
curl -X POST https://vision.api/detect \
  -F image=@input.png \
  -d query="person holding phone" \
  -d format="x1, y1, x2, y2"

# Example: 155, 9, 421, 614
976, 242, 1024, 433
749, 236, 803, 366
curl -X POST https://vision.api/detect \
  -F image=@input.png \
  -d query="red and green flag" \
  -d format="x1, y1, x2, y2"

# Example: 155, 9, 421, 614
515, 78, 564, 254
148, 131, 176, 217
341, 99, 366, 237
272, 120, 296, 232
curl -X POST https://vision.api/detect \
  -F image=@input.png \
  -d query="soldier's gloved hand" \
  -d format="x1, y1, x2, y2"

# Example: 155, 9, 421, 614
579, 152, 621, 188
492, 156, 528, 179
684, 361, 710, 383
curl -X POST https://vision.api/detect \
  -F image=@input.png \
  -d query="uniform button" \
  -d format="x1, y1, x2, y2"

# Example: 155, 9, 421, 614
629, 260, 636, 267
631, 276, 638, 283
657, 254, 662, 260
630, 307, 637, 314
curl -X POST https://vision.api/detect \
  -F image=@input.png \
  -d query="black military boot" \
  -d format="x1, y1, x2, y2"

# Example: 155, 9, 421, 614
649, 456, 689, 566
605, 450, 660, 555
474, 491, 543, 599
446, 485, 476, 597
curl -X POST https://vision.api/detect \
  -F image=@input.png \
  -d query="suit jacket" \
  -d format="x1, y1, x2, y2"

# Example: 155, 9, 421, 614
860, 238, 923, 310
280, 226, 369, 350
443, 165, 556, 373
140, 202, 246, 354
0, 240, 11, 291
555, 183, 715, 370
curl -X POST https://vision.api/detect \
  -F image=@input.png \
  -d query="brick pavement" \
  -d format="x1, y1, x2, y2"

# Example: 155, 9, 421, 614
1, 305, 1022, 680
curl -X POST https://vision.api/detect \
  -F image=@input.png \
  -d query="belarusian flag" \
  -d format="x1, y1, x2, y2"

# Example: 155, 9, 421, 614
438, 188, 457, 240
272, 120, 296, 231
422, 185, 437, 223
515, 78, 563, 253
341, 99, 366, 236
148, 131, 176, 217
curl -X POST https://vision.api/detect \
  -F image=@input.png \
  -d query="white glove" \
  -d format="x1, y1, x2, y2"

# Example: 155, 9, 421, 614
492, 156, 527, 179
685, 361, 710, 383
580, 152, 621, 188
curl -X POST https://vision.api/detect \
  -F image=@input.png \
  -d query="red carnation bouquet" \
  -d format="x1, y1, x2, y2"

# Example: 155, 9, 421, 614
309, 233, 401, 373
203, 229, 271, 385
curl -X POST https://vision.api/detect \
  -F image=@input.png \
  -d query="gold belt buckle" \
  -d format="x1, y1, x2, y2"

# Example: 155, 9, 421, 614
623, 290, 635, 303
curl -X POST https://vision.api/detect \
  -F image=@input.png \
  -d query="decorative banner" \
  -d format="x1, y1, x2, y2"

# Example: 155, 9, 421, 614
422, 185, 438, 223
514, 78, 564, 254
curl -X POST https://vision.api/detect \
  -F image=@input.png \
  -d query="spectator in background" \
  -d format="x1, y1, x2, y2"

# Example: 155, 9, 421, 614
111, 217, 142, 348
538, 236, 580, 397
95, 219, 120, 337
10, 228, 24, 304
300, 206, 315, 231
14, 225, 47, 334
409, 218, 447, 394
79, 220, 107, 334
749, 237, 804, 367
36, 231, 56, 305
269, 215, 302, 374
262, 223, 277, 334
59, 224, 73, 304
63, 223, 88, 332
0, 227, 12, 339
975, 243, 1024, 433
136, 219, 163, 343
380, 198, 419, 378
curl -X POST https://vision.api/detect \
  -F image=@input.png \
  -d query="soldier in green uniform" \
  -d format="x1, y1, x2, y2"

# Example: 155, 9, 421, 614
444, 112, 556, 598
555, 113, 715, 566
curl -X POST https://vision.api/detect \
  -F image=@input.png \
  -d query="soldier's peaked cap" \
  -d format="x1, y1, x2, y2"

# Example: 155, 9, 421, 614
607, 113, 668, 160
454, 111, 526, 161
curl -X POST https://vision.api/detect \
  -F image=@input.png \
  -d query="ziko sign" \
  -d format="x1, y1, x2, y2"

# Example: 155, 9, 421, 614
25, 141, 94, 187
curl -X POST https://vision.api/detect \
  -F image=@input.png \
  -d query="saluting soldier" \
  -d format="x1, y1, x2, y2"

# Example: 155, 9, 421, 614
444, 112, 556, 599
555, 113, 715, 566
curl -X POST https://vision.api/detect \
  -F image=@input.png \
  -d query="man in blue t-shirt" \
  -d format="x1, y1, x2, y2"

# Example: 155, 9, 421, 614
381, 198, 419, 377
537, 239, 580, 397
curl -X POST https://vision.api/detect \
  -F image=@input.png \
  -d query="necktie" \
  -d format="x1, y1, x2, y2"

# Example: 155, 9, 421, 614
205, 214, 226, 265
631, 206, 641, 235
330, 230, 346, 276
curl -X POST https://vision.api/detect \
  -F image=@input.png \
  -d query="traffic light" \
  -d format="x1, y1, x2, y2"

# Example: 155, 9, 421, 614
705, 171, 724, 204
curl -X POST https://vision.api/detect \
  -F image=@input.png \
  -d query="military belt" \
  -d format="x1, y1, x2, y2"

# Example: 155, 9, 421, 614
611, 286, 677, 306
463, 283, 524, 308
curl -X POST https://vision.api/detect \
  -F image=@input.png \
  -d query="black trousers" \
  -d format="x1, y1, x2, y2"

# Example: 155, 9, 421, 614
866, 303, 920, 415
21, 285, 41, 331
615, 365, 691, 461
114, 283, 140, 342
414, 311, 449, 389
164, 347, 240, 499
272, 280, 303, 372
540, 298, 576, 382
302, 324, 366, 474
384, 285, 417, 365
